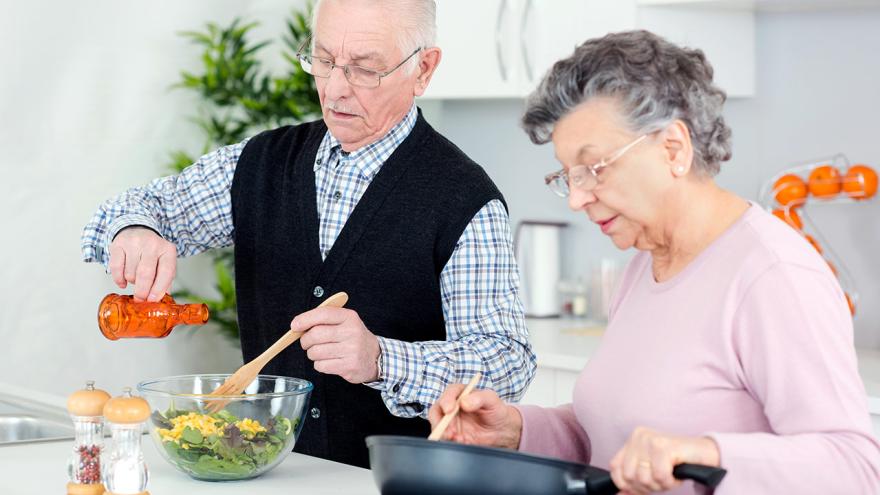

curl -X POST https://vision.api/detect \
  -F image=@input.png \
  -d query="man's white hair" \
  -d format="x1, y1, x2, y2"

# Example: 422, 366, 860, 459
310, 0, 436, 74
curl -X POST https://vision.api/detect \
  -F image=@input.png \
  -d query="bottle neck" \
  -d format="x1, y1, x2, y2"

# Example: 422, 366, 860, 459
177, 303, 209, 326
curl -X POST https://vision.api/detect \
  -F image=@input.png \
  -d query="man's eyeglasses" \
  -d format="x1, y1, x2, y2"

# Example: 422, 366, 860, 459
544, 134, 648, 198
296, 36, 422, 89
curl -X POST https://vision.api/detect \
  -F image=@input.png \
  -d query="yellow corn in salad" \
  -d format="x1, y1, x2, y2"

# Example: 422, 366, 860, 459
158, 412, 266, 445
237, 418, 267, 437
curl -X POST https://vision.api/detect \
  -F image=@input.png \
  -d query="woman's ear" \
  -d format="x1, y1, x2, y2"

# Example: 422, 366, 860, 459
662, 120, 694, 177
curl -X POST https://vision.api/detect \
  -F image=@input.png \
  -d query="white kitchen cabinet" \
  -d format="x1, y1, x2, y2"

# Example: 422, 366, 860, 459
427, 0, 520, 98
516, 0, 638, 94
520, 364, 558, 406
424, 0, 637, 99
520, 365, 581, 407
637, 5, 756, 97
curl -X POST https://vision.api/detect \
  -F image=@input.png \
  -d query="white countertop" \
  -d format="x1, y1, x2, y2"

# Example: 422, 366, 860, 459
526, 317, 880, 414
0, 438, 378, 495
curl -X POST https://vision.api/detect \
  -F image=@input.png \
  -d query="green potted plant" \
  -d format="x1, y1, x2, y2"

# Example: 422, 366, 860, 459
170, 6, 321, 343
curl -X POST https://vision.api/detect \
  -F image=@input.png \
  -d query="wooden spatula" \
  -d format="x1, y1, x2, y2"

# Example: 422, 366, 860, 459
427, 372, 482, 441
205, 292, 349, 413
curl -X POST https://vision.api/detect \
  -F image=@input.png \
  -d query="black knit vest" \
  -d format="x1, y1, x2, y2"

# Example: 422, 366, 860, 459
230, 112, 505, 467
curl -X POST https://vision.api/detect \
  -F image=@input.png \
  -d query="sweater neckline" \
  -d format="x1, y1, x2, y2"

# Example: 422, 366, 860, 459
646, 202, 758, 293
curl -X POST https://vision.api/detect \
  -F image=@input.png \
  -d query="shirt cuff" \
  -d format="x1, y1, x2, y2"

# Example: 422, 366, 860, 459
371, 336, 426, 404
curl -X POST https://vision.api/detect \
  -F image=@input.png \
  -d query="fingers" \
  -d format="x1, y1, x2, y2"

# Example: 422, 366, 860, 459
611, 428, 684, 494
647, 437, 677, 489
109, 227, 177, 300
435, 384, 466, 415
428, 390, 457, 427
108, 244, 127, 288
148, 251, 177, 302
291, 307, 352, 334
298, 323, 346, 350
458, 390, 500, 414
609, 450, 627, 493
123, 251, 139, 287
133, 252, 158, 301
312, 357, 344, 376
305, 342, 343, 362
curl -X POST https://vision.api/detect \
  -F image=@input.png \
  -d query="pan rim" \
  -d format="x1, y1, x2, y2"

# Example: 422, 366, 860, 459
366, 434, 595, 474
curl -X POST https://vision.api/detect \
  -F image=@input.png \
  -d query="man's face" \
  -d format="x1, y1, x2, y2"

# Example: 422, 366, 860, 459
312, 0, 422, 152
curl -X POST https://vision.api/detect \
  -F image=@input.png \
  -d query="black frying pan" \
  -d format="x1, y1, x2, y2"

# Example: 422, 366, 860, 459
367, 435, 726, 495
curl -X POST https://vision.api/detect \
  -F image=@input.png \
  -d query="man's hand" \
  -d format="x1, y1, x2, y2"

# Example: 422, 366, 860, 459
108, 226, 177, 302
295, 307, 381, 384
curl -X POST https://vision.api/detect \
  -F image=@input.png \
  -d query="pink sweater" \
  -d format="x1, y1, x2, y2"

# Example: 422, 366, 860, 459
517, 205, 880, 493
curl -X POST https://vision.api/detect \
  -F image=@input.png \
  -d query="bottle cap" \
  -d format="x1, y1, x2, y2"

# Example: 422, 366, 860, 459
67, 381, 111, 417
103, 387, 150, 424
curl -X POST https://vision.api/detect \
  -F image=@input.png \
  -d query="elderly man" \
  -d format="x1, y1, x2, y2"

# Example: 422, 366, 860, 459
81, 0, 535, 467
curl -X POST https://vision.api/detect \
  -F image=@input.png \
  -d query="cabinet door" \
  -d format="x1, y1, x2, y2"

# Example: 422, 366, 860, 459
519, 367, 557, 407
424, 0, 522, 99
518, 0, 638, 94
554, 369, 579, 405
638, 6, 756, 97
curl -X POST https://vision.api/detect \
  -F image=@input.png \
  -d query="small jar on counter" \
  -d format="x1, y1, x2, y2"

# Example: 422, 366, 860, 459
102, 387, 150, 495
67, 380, 111, 495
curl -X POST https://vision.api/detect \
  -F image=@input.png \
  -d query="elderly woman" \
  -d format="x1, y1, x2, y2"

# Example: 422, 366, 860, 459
429, 30, 880, 494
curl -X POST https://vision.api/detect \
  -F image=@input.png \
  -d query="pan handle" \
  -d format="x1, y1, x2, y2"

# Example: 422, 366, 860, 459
672, 463, 727, 488
583, 463, 727, 494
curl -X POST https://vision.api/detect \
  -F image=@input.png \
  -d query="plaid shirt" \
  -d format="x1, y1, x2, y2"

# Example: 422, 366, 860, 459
81, 105, 535, 418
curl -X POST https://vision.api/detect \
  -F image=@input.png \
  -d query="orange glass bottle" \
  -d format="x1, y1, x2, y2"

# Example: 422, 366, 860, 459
97, 293, 209, 340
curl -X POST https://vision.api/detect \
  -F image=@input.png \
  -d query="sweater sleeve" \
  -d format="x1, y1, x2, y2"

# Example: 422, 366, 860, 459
515, 404, 591, 464
709, 262, 880, 493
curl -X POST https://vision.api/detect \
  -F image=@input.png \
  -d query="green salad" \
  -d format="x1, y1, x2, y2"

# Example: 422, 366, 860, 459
151, 407, 296, 479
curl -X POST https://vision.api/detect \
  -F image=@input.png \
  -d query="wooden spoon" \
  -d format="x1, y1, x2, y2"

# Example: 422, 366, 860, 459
204, 292, 349, 413
427, 372, 482, 441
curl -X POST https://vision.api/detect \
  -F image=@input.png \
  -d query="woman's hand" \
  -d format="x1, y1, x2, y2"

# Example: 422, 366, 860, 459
609, 427, 721, 494
427, 384, 523, 450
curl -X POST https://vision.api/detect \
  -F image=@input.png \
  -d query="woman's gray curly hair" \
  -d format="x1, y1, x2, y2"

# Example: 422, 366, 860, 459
521, 30, 732, 176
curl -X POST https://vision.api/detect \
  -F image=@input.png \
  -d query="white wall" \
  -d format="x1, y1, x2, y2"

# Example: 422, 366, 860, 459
0, 0, 307, 398
2, 4, 879, 399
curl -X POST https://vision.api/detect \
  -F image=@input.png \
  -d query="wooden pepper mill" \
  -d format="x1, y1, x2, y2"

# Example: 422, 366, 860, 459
67, 381, 111, 495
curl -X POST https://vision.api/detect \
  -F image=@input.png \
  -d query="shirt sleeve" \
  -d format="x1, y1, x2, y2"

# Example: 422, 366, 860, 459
365, 199, 537, 418
80, 140, 248, 267
709, 262, 880, 493
515, 404, 591, 464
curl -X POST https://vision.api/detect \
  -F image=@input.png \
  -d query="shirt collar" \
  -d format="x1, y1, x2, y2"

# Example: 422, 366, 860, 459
315, 104, 418, 180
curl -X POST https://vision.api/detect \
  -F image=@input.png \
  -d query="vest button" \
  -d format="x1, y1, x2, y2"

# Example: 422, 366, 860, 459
313, 286, 324, 298
310, 407, 321, 419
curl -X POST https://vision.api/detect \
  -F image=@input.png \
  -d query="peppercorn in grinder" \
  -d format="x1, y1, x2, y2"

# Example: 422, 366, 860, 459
67, 381, 111, 495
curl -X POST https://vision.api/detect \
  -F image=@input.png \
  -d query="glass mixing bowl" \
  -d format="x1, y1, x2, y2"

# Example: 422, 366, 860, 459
137, 374, 312, 481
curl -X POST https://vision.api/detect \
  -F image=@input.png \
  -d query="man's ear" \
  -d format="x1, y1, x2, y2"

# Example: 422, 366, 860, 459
414, 47, 442, 97
662, 119, 694, 177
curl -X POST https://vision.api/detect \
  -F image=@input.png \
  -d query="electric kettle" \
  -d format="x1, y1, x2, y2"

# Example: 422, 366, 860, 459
514, 220, 567, 317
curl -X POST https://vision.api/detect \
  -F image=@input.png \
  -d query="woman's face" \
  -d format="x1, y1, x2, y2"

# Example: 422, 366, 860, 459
550, 98, 673, 251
